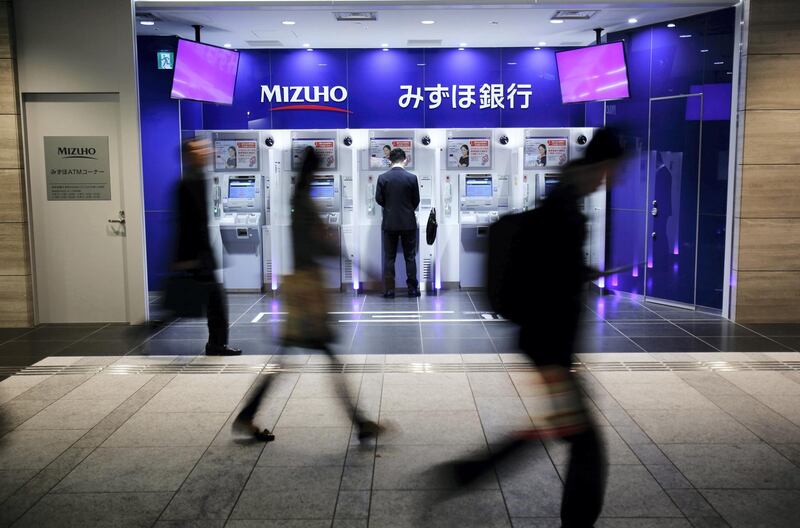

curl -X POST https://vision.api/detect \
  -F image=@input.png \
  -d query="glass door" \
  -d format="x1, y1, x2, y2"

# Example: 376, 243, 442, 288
644, 95, 702, 307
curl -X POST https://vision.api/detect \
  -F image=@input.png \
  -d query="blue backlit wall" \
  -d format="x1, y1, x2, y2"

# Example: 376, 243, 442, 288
604, 8, 734, 309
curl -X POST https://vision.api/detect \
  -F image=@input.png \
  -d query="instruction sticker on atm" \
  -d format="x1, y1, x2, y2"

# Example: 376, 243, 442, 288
447, 137, 491, 169
524, 137, 568, 169
369, 138, 414, 169
214, 140, 258, 171
292, 138, 337, 170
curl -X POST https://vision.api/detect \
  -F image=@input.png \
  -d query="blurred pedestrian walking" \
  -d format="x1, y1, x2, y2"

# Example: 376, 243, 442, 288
439, 128, 625, 528
164, 138, 241, 356
233, 147, 381, 442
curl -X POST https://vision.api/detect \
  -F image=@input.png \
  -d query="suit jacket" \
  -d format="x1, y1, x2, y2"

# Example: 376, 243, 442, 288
375, 167, 420, 231
175, 174, 216, 274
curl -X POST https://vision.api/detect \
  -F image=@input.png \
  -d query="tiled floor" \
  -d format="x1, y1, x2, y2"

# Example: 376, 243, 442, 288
2, 291, 799, 371
1, 291, 799, 526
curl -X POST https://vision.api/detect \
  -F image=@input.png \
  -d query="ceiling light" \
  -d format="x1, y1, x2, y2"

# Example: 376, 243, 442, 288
223, 43, 232, 48
282, 20, 295, 26
459, 42, 467, 47
628, 18, 638, 24
667, 23, 676, 28
714, 61, 724, 65
381, 43, 388, 47
421, 20, 435, 25
701, 49, 709, 53
550, 20, 564, 24
538, 41, 546, 46
139, 20, 155, 26
302, 43, 310, 47
679, 34, 692, 38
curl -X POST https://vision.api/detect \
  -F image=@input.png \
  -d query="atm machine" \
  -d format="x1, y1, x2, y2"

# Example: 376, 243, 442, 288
355, 129, 436, 292
518, 127, 606, 277
204, 131, 266, 291
448, 129, 512, 289
275, 130, 344, 290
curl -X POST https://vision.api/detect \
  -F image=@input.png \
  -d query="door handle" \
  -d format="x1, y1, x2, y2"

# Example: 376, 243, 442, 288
651, 232, 657, 239
108, 210, 126, 225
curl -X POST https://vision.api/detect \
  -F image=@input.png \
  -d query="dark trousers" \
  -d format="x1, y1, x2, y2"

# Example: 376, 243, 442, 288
382, 229, 418, 291
207, 282, 228, 346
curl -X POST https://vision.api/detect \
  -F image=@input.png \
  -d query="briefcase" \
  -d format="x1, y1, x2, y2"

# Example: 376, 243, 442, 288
426, 207, 438, 245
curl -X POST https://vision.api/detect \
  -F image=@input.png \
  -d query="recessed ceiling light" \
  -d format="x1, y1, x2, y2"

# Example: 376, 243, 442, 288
628, 18, 638, 24
302, 43, 310, 47
381, 43, 388, 47
667, 23, 676, 28
679, 34, 692, 38
139, 20, 155, 26
421, 20, 435, 25
282, 20, 295, 26
550, 20, 564, 24
223, 43, 232, 48
459, 42, 467, 47
538, 41, 546, 46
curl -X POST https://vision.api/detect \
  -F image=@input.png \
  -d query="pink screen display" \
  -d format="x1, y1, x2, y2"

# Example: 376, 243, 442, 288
170, 39, 239, 105
556, 42, 630, 104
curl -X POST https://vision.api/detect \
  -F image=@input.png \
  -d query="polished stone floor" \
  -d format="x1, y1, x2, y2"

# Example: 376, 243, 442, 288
0, 291, 799, 526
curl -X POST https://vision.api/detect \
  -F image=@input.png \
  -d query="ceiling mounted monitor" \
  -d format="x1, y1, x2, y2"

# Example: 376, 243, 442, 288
556, 42, 630, 104
170, 38, 239, 105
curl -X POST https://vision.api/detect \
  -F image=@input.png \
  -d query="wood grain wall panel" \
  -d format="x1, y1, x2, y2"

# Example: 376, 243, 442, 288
0, 221, 28, 275
739, 165, 800, 218
0, 168, 24, 222
742, 111, 800, 165
0, 113, 20, 169
748, 0, 800, 55
737, 219, 800, 270
735, 271, 800, 323
746, 55, 800, 110
0, 58, 15, 114
0, 275, 32, 327
0, 3, 10, 60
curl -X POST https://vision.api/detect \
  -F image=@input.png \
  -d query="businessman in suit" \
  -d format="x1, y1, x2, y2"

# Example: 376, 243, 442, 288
376, 148, 421, 298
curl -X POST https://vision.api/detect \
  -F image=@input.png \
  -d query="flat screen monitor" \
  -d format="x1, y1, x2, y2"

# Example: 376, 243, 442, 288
465, 175, 493, 198
556, 42, 630, 104
228, 177, 255, 200
310, 178, 335, 199
171, 39, 239, 105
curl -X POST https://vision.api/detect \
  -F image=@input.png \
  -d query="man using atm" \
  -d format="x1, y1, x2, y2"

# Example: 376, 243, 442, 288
375, 148, 421, 298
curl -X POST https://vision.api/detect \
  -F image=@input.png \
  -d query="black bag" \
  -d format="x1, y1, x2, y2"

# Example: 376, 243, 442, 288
486, 209, 541, 323
426, 208, 438, 245
162, 273, 211, 318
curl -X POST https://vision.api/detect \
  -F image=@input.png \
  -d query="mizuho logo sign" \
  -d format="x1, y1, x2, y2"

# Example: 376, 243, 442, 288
57, 147, 98, 160
260, 85, 351, 114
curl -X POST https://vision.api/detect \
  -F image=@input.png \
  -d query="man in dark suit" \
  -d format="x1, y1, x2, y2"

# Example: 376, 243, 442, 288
174, 138, 241, 355
376, 148, 421, 298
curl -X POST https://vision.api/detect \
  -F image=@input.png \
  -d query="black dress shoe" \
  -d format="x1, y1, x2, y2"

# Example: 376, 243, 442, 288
205, 344, 242, 356
408, 288, 421, 297
383, 290, 395, 299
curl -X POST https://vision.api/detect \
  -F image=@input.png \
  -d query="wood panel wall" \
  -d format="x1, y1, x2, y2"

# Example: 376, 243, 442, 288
734, 0, 800, 322
0, 1, 32, 327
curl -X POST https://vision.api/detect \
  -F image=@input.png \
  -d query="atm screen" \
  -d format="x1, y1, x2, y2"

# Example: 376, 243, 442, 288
465, 175, 493, 198
228, 177, 256, 200
309, 178, 335, 199
544, 175, 559, 197
228, 177, 256, 199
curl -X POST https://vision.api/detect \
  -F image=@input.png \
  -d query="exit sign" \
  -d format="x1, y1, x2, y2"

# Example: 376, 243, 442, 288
157, 51, 174, 70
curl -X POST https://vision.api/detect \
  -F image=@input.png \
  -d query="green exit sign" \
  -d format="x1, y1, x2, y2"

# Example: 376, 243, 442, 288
157, 51, 174, 70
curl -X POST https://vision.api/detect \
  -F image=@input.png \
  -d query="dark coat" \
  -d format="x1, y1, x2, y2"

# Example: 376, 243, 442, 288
375, 167, 420, 232
174, 174, 216, 274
